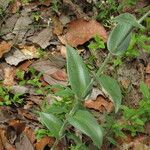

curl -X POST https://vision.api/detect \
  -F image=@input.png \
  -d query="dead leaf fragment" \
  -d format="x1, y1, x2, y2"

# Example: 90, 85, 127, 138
84, 95, 113, 113
5, 45, 39, 66
9, 0, 21, 13
52, 16, 64, 35
13, 13, 32, 42
23, 127, 36, 144
59, 45, 67, 58
28, 28, 53, 49
146, 63, 150, 74
0, 41, 12, 58
0, 128, 16, 150
31, 59, 67, 85
35, 136, 54, 150
15, 133, 34, 150
59, 19, 107, 47
3, 67, 16, 86
50, 70, 67, 81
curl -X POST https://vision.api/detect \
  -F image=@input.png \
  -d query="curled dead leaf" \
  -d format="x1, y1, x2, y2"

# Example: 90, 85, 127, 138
0, 41, 12, 58
84, 95, 113, 113
59, 19, 107, 47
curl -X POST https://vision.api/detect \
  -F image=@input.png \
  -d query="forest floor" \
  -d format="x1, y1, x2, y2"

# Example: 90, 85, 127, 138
0, 0, 150, 150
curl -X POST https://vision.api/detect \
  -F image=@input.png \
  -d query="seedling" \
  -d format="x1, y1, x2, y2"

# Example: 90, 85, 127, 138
39, 12, 149, 149
0, 86, 24, 106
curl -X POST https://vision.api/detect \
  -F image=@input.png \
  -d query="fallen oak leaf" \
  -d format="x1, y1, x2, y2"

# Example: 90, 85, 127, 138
0, 41, 12, 58
59, 19, 107, 47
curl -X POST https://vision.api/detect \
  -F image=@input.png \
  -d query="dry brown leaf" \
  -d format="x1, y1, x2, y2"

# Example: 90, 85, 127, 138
0, 41, 12, 58
59, 45, 67, 58
13, 13, 32, 42
52, 16, 64, 35
17, 108, 38, 121
31, 59, 67, 85
59, 19, 107, 47
23, 127, 36, 144
19, 45, 39, 57
0, 128, 16, 150
18, 60, 33, 71
50, 70, 67, 81
6, 120, 25, 145
84, 95, 113, 113
5, 45, 39, 66
28, 28, 53, 49
15, 133, 34, 150
9, 0, 21, 13
35, 136, 54, 150
3, 67, 16, 86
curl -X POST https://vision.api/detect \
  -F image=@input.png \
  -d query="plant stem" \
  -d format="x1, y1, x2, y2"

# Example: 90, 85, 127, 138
138, 10, 150, 24
51, 99, 80, 150
96, 53, 112, 77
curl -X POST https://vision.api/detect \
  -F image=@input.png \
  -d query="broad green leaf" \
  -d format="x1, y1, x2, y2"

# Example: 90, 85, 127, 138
107, 23, 132, 55
39, 112, 62, 138
66, 45, 91, 99
114, 13, 143, 28
68, 109, 103, 148
97, 75, 122, 112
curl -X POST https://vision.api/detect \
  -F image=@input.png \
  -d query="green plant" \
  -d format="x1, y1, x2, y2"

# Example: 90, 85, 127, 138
39, 12, 149, 149
21, 0, 31, 4
16, 68, 43, 87
51, 0, 59, 14
104, 82, 150, 144
95, 0, 118, 27
0, 86, 23, 106
32, 12, 40, 22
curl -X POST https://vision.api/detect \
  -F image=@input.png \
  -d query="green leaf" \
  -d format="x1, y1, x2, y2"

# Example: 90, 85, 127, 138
68, 109, 103, 148
140, 82, 150, 99
66, 45, 91, 99
97, 75, 122, 112
39, 112, 62, 138
114, 13, 143, 28
107, 23, 132, 55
